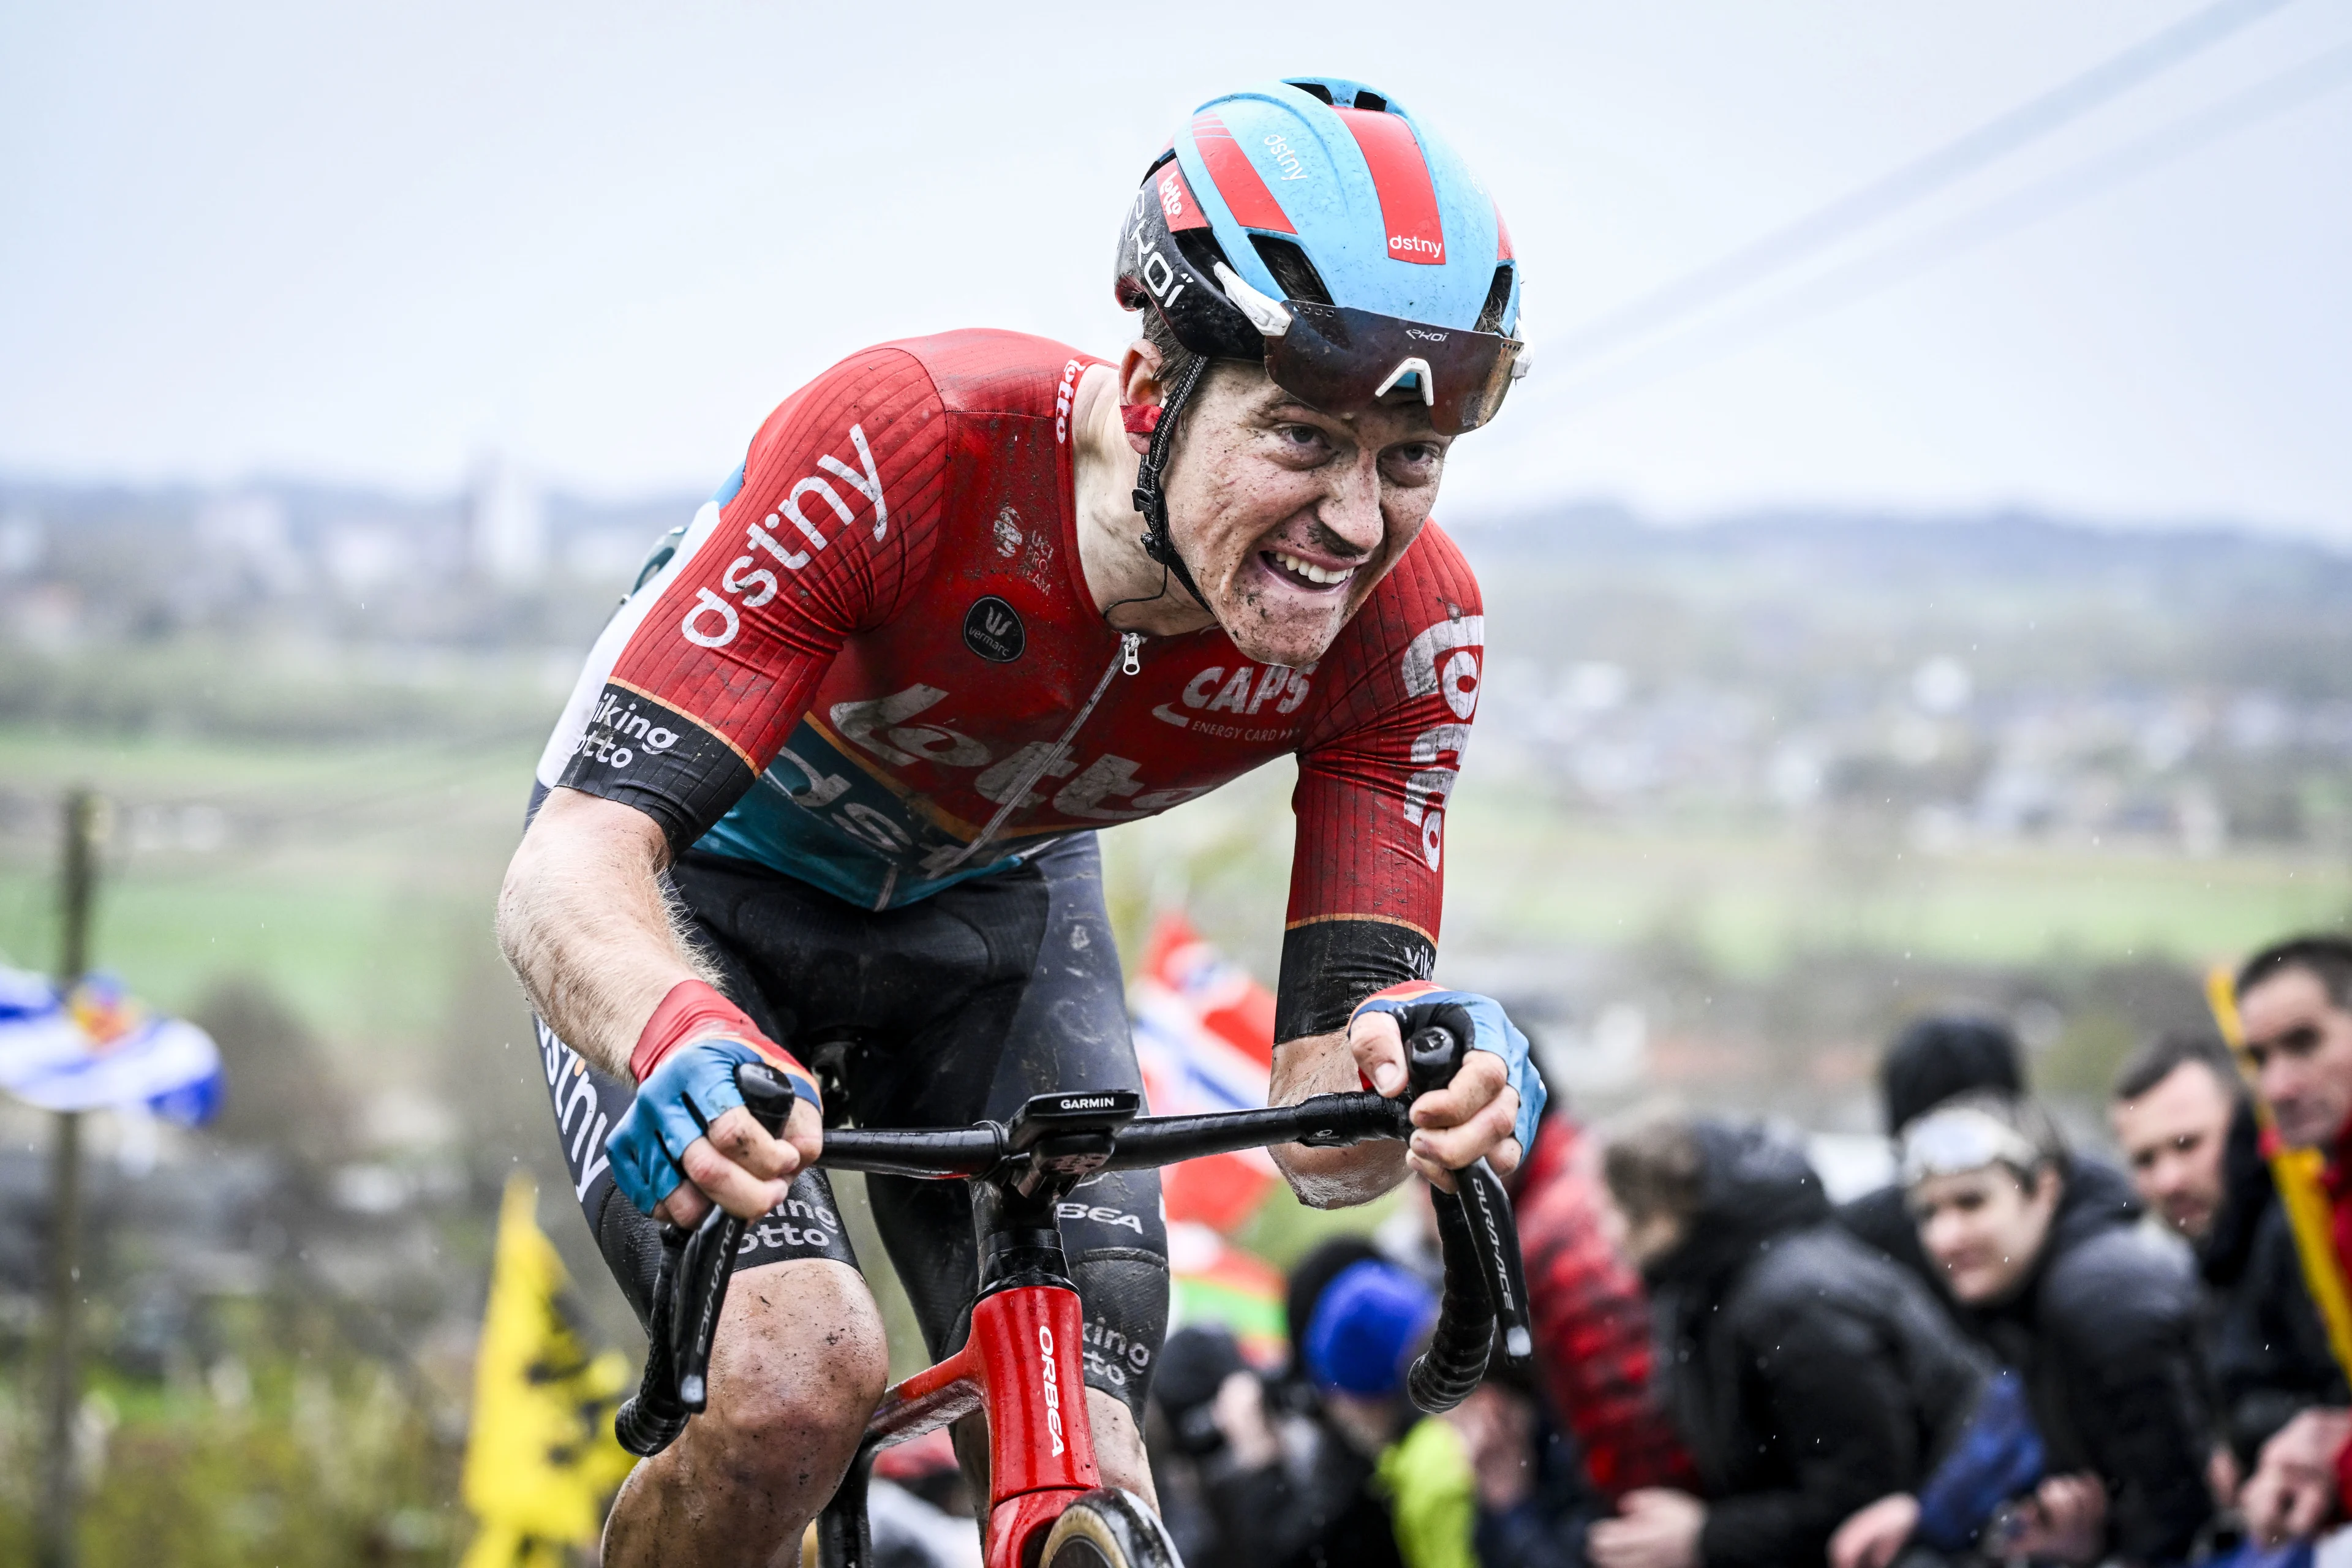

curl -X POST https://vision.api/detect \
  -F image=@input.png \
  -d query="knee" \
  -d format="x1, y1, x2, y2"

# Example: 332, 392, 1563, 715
701, 1265, 889, 1469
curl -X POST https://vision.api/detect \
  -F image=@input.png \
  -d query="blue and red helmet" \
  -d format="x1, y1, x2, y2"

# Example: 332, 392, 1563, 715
1116, 77, 1526, 437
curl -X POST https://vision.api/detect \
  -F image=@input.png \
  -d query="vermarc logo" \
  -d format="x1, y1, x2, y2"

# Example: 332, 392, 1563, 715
962, 596, 1025, 663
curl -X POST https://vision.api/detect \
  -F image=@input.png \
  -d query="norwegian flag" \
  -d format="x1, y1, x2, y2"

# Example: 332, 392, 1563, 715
1127, 911, 1279, 1233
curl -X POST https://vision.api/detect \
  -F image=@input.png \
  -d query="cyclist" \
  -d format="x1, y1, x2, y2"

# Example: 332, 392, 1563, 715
498, 76, 1545, 1568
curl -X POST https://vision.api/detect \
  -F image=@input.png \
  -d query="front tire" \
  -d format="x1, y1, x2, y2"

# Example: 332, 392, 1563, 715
1039, 1488, 1180, 1568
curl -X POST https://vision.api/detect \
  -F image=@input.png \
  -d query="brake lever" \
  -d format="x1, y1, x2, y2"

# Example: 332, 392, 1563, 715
614, 1060, 797, 1451
1403, 1023, 1535, 1379
614, 1220, 691, 1457
670, 1061, 798, 1410
1453, 1159, 1534, 1366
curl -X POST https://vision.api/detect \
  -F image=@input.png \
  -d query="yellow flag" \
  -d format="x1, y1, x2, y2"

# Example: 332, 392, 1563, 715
460, 1174, 638, 1566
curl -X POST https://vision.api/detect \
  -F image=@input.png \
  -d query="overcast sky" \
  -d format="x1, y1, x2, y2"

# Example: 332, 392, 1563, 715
3, 1, 2348, 535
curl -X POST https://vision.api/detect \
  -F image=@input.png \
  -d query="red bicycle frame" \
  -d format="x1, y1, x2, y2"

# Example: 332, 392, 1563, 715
615, 1074, 1512, 1568
860, 1281, 1099, 1567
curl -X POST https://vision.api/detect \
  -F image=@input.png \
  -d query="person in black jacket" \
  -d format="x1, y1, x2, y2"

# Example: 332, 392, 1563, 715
2109, 1032, 2348, 1481
1905, 1092, 2215, 1566
1838, 1012, 2143, 1309
1589, 1114, 2008, 1568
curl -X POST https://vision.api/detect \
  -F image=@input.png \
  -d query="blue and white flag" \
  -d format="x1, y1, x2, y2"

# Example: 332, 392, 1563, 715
0, 966, 224, 1124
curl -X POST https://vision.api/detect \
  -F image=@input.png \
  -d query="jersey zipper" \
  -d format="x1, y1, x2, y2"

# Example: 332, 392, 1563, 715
923, 632, 1144, 882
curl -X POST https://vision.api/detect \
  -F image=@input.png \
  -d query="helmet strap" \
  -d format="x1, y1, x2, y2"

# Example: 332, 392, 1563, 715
1130, 352, 1214, 614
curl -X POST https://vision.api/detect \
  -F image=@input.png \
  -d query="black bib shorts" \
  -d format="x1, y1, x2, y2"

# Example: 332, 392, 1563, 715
537, 832, 1169, 1417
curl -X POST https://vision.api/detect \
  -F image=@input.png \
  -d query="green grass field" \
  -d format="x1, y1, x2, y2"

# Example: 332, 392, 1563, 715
0, 724, 542, 1055
6, 723, 2346, 1064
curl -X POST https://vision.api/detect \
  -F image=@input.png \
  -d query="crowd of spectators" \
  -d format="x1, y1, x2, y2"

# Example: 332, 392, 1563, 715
1125, 932, 2352, 1568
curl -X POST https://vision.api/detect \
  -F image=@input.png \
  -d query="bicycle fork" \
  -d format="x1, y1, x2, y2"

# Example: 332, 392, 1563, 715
823, 1184, 1102, 1568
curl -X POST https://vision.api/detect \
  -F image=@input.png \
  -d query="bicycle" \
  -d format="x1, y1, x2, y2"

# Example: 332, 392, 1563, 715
613, 1023, 1534, 1568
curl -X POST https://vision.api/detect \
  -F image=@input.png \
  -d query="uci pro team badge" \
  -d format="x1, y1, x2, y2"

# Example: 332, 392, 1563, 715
963, 597, 1025, 663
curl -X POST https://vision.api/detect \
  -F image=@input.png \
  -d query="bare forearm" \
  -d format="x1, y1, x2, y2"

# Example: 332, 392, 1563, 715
1269, 1028, 1408, 1208
495, 788, 718, 1077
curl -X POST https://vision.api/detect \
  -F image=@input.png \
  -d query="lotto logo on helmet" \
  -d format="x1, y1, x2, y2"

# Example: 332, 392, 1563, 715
1157, 169, 1185, 221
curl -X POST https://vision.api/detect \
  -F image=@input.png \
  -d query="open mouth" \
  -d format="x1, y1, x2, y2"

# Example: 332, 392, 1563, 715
1259, 549, 1359, 594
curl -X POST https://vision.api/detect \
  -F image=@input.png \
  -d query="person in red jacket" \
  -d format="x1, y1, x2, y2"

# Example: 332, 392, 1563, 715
2235, 937, 2352, 1547
1512, 1113, 1694, 1500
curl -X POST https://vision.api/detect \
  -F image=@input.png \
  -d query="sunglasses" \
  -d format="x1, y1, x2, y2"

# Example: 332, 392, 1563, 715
1899, 1106, 2043, 1187
1264, 302, 1524, 435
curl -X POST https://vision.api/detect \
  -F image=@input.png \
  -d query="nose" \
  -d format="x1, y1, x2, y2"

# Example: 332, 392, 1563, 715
2260, 1058, 2297, 1114
1316, 450, 1385, 558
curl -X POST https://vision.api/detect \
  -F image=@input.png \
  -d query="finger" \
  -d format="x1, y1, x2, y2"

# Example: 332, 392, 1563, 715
2287, 1481, 2331, 1540
1407, 1051, 1507, 1127
2242, 1480, 2282, 1545
1411, 1091, 1520, 1172
678, 1134, 789, 1221
655, 1180, 712, 1228
704, 1105, 793, 1180
784, 1098, 824, 1172
1490, 1135, 1525, 1177
1408, 1150, 1460, 1193
1351, 1011, 1408, 1096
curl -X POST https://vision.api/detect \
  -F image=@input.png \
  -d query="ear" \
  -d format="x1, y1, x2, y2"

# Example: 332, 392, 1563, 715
1118, 339, 1167, 456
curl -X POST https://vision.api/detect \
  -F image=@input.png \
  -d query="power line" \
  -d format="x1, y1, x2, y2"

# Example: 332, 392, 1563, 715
1545, 39, 2352, 412
1551, 0, 2297, 366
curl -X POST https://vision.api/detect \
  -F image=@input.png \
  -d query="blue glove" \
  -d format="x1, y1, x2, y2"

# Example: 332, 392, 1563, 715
1915, 1370, 2046, 1552
605, 1038, 810, 1217
1351, 985, 1547, 1158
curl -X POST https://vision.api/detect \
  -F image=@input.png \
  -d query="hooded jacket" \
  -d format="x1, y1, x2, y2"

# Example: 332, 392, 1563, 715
1836, 1152, 2141, 1311
1644, 1121, 1992, 1568
1955, 1166, 2213, 1566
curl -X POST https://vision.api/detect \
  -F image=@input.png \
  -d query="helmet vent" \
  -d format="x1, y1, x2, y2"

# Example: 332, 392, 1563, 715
1173, 224, 1237, 286
1474, 264, 1515, 334
1351, 90, 1389, 112
1250, 236, 1333, 306
1292, 81, 1336, 105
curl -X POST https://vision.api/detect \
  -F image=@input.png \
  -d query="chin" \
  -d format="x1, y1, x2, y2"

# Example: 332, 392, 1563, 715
1208, 566, 1366, 669
1223, 619, 1341, 669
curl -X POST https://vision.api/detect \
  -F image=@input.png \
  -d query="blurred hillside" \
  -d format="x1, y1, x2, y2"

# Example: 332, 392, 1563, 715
2, 474, 2348, 1555
6, 475, 2349, 1074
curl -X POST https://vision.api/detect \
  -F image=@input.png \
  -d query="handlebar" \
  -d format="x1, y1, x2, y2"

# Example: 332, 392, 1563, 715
1401, 1025, 1536, 1413
615, 1035, 1530, 1455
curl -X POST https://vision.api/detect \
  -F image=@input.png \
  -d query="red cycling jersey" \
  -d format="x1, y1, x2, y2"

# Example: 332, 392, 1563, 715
537, 330, 1485, 1041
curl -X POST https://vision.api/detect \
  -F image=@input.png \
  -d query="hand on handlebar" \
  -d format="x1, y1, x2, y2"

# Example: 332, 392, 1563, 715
1349, 986, 1545, 1188
606, 1036, 826, 1224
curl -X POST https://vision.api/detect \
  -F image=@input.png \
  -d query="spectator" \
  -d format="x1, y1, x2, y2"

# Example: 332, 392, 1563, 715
2231, 937, 2352, 1548
1201, 1248, 1474, 1568
1589, 1113, 2009, 1568
2110, 1032, 2346, 1481
1839, 1012, 2141, 1306
1905, 1092, 2214, 1564
1144, 1325, 1250, 1565
1448, 1376, 1602, 1568
1511, 1110, 1694, 1502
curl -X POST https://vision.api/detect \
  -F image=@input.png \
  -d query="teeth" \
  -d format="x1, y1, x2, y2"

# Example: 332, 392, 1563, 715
1272, 551, 1354, 586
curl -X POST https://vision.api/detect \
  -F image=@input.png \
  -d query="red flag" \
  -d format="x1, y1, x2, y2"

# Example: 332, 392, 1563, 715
1128, 912, 1278, 1232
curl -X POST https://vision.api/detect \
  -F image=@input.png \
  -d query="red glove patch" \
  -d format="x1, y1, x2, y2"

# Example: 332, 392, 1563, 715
631, 979, 812, 1096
